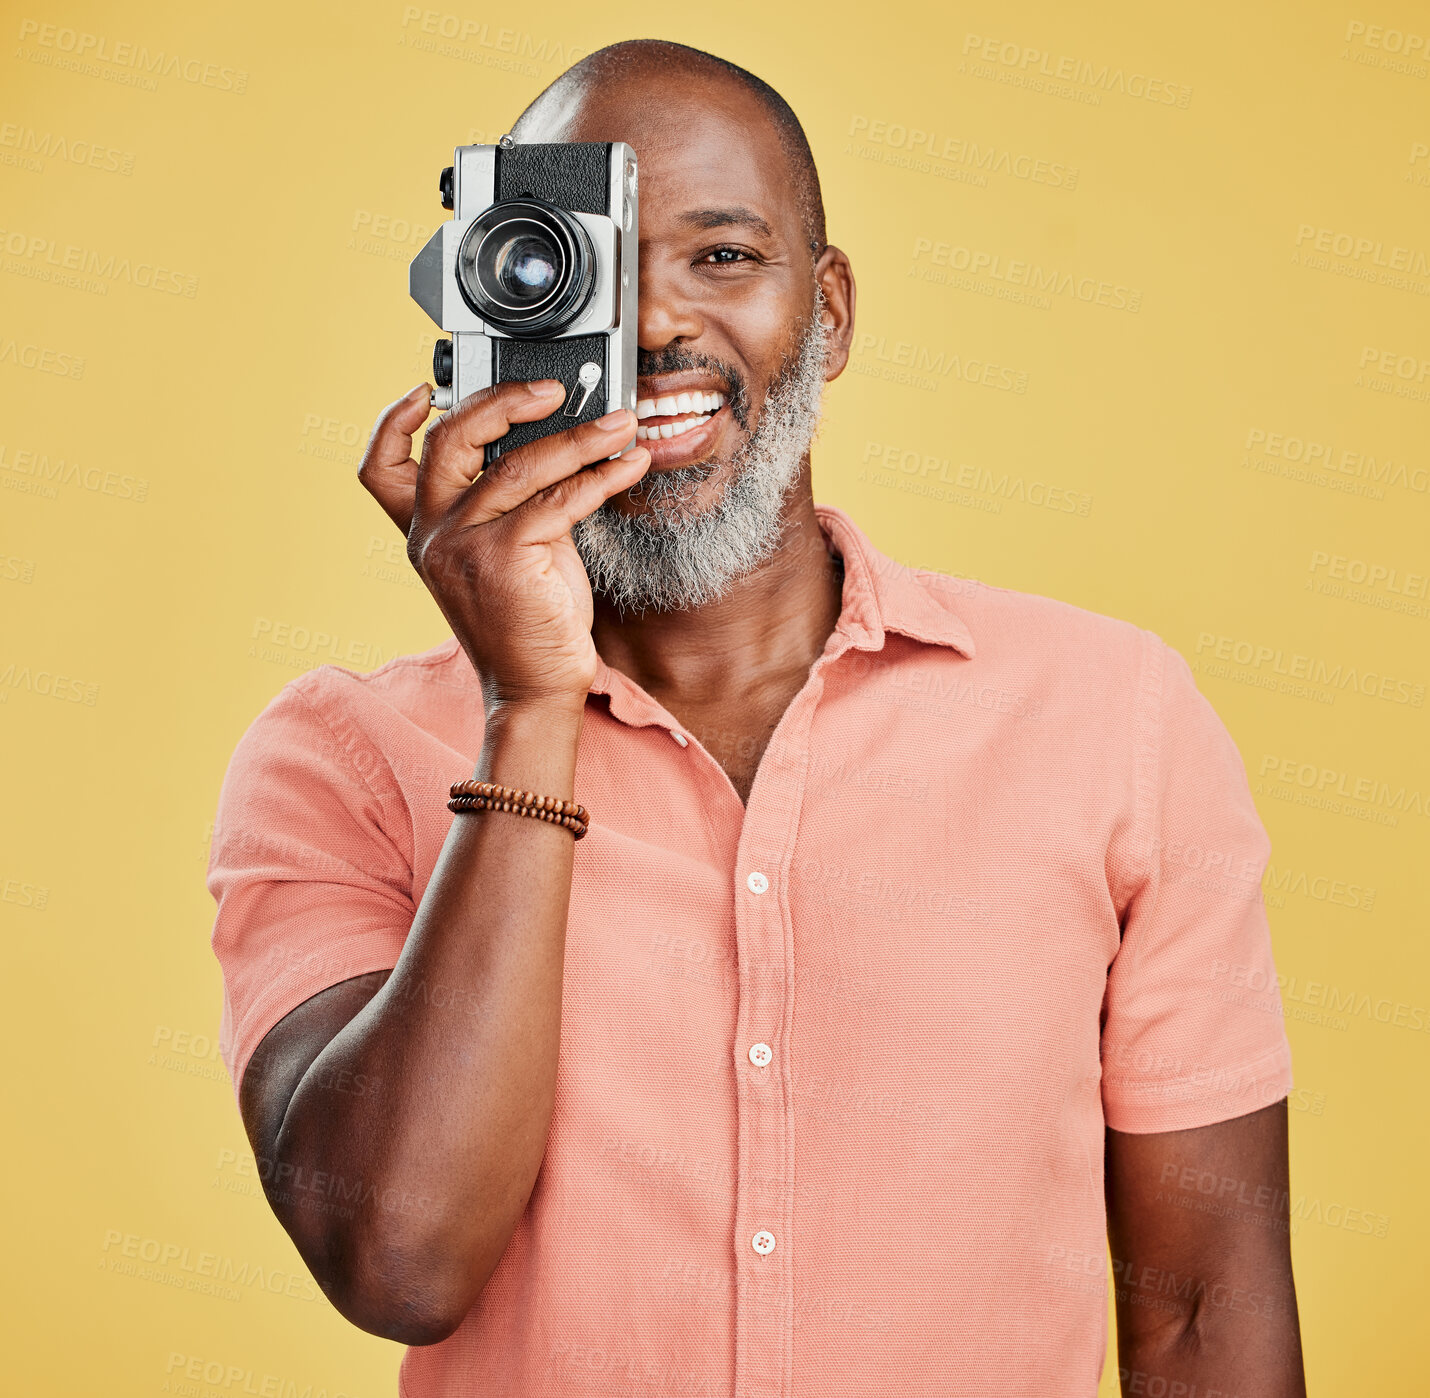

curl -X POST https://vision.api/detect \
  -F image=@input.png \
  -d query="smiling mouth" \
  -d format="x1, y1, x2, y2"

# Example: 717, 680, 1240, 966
634, 390, 727, 441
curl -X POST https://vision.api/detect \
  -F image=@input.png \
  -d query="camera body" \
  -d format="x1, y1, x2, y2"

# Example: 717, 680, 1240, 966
409, 138, 639, 465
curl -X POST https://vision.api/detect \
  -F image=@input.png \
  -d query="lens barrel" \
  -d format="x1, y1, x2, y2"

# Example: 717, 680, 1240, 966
455, 199, 596, 337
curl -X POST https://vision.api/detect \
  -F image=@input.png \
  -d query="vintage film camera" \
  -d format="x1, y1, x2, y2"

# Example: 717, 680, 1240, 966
409, 136, 639, 465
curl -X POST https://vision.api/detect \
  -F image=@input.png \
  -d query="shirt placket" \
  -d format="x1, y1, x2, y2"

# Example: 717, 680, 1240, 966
729, 720, 798, 1398
730, 631, 865, 1398
594, 633, 868, 1398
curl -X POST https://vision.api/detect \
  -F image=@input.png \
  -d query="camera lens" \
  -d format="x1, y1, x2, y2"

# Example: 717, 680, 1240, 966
455, 199, 595, 337
487, 230, 560, 306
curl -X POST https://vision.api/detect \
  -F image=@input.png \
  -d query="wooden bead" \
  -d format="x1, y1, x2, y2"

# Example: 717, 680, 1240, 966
447, 786, 588, 839
450, 776, 588, 826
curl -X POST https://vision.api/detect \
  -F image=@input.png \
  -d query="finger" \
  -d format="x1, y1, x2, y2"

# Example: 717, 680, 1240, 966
357, 383, 432, 534
416, 379, 566, 520
453, 407, 642, 528
497, 445, 651, 544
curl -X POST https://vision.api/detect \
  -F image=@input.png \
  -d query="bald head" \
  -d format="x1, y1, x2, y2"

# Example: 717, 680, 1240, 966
508, 40, 826, 258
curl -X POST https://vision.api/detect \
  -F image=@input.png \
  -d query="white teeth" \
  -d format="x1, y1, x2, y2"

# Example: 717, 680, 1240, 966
634, 414, 714, 442
635, 390, 725, 420
632, 391, 724, 439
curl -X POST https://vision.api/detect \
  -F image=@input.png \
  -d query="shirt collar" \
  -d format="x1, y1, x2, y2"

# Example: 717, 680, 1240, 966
590, 501, 976, 719
813, 501, 977, 659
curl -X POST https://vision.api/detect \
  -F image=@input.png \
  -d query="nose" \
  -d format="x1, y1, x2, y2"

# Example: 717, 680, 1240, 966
637, 257, 704, 352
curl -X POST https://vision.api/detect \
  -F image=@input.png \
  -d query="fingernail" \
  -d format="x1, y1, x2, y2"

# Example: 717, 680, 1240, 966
406, 383, 429, 400
618, 447, 648, 461
526, 380, 564, 398
597, 408, 633, 427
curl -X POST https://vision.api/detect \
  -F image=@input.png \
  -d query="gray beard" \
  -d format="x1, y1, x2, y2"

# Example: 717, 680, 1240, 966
572, 292, 832, 617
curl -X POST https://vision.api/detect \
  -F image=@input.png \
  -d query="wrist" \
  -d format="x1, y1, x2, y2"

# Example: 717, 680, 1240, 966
482, 696, 587, 730
476, 699, 584, 791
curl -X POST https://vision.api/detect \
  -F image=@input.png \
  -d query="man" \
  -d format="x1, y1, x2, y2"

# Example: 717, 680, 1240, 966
207, 39, 1306, 1398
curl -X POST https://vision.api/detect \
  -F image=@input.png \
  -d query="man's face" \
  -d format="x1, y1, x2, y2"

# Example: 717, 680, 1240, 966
516, 71, 848, 613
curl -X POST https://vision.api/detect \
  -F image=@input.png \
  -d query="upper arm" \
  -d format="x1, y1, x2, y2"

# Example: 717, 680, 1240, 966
1105, 1098, 1298, 1340
238, 969, 393, 1180
205, 675, 413, 1103
1101, 637, 1294, 1133
1098, 643, 1306, 1392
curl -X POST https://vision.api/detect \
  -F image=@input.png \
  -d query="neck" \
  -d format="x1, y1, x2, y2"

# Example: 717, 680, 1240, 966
589, 474, 845, 705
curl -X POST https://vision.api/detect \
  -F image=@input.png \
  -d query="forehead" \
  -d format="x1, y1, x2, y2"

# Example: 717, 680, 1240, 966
523, 72, 800, 242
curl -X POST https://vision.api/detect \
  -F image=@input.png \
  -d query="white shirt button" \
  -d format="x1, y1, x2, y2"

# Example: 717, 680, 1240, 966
748, 1042, 772, 1067
671, 731, 688, 747
746, 871, 769, 895
752, 1230, 776, 1255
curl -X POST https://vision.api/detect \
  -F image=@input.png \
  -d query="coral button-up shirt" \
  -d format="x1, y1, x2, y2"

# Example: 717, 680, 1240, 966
207, 501, 1293, 1398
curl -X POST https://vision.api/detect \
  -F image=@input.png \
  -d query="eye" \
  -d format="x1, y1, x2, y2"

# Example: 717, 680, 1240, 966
699, 245, 757, 266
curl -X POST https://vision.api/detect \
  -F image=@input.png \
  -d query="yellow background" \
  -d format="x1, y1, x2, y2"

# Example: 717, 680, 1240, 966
3, 1, 1426, 1393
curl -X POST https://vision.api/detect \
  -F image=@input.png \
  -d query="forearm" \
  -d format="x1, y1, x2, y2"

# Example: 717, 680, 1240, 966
1107, 1105, 1305, 1398
1117, 1285, 1306, 1398
270, 699, 585, 1334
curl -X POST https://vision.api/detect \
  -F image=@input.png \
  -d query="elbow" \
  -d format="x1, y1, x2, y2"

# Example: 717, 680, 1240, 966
338, 1291, 469, 1348
321, 1257, 479, 1347
266, 1174, 503, 1345
302, 1224, 493, 1347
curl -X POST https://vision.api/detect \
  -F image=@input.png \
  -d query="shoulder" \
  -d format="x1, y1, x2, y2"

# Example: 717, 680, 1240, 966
225, 636, 472, 791
929, 576, 1245, 782
921, 572, 1162, 680
261, 634, 469, 730
283, 634, 467, 713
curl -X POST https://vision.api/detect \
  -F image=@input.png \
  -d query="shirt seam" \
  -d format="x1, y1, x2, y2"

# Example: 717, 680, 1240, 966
288, 676, 417, 900
290, 674, 402, 807
1129, 630, 1167, 928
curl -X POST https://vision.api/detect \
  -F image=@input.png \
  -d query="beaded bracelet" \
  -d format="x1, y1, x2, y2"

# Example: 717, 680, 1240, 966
448, 792, 589, 839
448, 778, 589, 839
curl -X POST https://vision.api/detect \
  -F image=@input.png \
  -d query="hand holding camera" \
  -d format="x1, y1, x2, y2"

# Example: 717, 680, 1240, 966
359, 135, 647, 713
358, 379, 649, 715
356, 134, 647, 713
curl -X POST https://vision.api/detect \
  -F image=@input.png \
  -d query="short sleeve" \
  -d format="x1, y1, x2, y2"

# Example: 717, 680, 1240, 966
205, 674, 413, 1103
1101, 637, 1294, 1133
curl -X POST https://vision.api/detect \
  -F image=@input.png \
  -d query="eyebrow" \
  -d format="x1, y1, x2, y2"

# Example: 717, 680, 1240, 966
676, 206, 775, 239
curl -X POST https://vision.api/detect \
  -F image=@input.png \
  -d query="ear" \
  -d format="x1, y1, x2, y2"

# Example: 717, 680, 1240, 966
813, 244, 856, 383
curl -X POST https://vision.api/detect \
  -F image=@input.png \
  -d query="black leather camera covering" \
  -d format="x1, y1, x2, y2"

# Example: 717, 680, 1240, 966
488, 335, 611, 463
485, 142, 622, 465
494, 141, 611, 215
